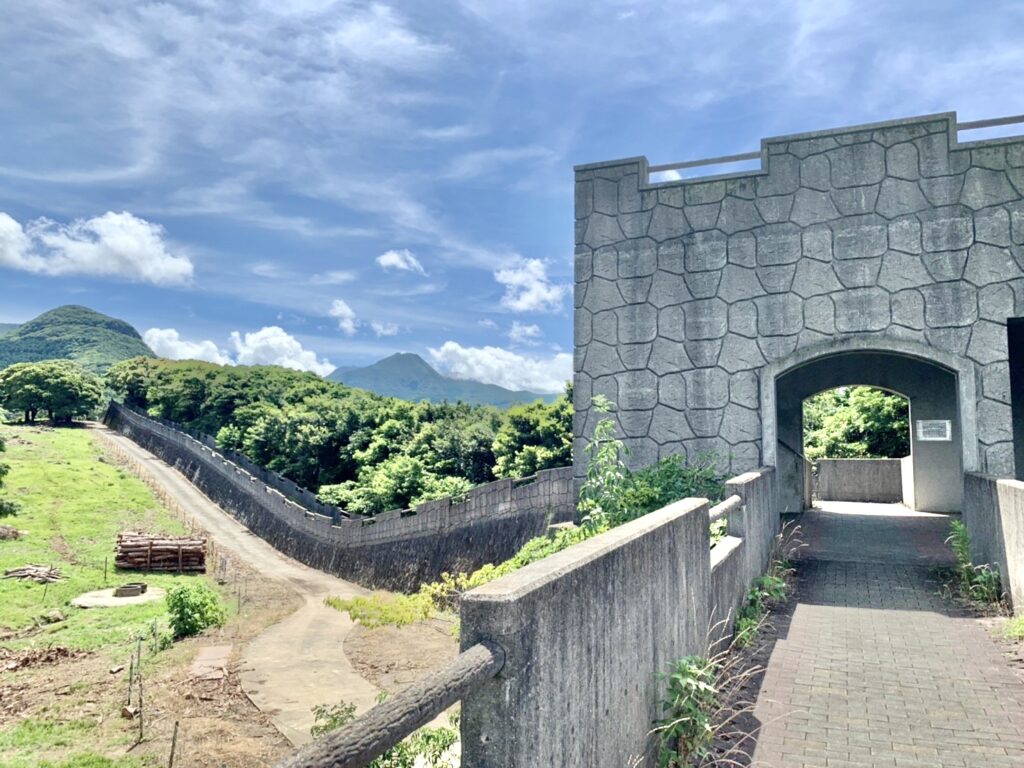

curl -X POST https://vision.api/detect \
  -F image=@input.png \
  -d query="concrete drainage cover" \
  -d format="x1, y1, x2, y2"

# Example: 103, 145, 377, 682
190, 645, 233, 680
71, 586, 166, 608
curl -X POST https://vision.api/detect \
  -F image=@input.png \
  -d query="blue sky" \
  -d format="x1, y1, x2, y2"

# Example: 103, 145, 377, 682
1, 1, 1023, 392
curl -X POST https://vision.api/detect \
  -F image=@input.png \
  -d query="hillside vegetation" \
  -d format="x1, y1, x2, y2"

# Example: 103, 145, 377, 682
106, 357, 572, 515
328, 352, 556, 407
0, 305, 154, 375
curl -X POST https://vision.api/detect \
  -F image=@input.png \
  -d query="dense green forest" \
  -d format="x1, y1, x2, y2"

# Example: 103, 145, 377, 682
0, 305, 154, 374
106, 357, 572, 515
803, 386, 910, 460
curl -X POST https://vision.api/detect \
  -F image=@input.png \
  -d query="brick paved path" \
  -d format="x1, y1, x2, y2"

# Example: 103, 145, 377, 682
750, 502, 1024, 767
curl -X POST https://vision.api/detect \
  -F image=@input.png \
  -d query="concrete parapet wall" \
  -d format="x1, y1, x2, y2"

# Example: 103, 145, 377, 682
460, 467, 778, 766
963, 472, 1024, 613
816, 458, 904, 503
105, 402, 575, 591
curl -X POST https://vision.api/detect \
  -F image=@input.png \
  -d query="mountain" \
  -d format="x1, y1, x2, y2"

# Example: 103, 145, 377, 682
0, 323, 19, 338
328, 352, 557, 407
0, 305, 154, 375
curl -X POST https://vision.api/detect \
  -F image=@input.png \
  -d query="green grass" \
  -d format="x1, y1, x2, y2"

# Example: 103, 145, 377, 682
0, 424, 209, 651
1003, 615, 1024, 640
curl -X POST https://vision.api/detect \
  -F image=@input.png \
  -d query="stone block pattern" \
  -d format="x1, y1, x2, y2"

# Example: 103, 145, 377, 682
574, 114, 1024, 478
106, 402, 575, 592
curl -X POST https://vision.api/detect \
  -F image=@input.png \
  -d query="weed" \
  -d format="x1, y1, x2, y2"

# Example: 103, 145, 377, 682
310, 700, 357, 738
1003, 615, 1024, 641
324, 593, 433, 628
654, 656, 719, 766
310, 698, 459, 767
945, 520, 1005, 608
709, 517, 728, 547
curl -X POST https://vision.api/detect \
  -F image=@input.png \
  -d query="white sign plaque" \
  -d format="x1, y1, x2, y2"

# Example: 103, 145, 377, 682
916, 420, 952, 441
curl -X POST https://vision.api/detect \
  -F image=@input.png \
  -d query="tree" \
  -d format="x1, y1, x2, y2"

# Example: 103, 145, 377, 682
0, 360, 104, 424
491, 386, 572, 478
803, 386, 910, 460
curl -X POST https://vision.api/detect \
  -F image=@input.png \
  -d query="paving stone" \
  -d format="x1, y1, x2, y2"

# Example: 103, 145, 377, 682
964, 243, 1022, 286
756, 264, 797, 294
683, 367, 729, 409
792, 258, 843, 297
729, 370, 759, 409
891, 289, 925, 329
920, 282, 978, 328
834, 287, 890, 332
974, 207, 1012, 247
967, 320, 1009, 365
828, 142, 886, 187
832, 183, 880, 216
752, 509, 1024, 768
961, 167, 1019, 210
717, 261, 762, 303
875, 177, 930, 218
832, 214, 888, 259
718, 196, 765, 234
683, 230, 728, 272
834, 257, 882, 288
647, 404, 694, 444
886, 142, 920, 180
584, 212, 624, 247
719, 334, 767, 373
648, 205, 690, 242
878, 252, 932, 291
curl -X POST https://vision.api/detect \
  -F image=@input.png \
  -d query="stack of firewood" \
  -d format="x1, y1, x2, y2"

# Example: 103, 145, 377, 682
3, 564, 63, 583
115, 532, 207, 573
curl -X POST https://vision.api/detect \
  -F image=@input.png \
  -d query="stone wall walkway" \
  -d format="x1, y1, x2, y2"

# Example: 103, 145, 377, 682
750, 502, 1024, 767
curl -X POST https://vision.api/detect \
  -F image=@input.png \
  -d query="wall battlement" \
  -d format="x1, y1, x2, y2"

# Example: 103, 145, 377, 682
105, 401, 575, 591
573, 111, 1024, 498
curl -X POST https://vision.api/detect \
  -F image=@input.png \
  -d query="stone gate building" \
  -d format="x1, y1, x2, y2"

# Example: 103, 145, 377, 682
573, 112, 1024, 513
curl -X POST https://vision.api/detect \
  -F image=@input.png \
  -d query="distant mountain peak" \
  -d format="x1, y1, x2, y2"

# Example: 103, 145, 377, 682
0, 304, 153, 374
327, 352, 556, 407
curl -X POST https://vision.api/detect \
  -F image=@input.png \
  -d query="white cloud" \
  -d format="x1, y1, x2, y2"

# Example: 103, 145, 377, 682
376, 248, 427, 276
428, 341, 571, 394
444, 145, 556, 181
371, 321, 400, 337
508, 321, 542, 346
143, 328, 232, 365
494, 258, 568, 313
229, 326, 334, 376
0, 211, 193, 286
329, 299, 358, 335
315, 269, 357, 285
478, 318, 498, 329
145, 325, 334, 376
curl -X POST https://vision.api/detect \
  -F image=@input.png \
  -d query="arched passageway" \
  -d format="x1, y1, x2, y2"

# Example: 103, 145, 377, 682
769, 348, 965, 514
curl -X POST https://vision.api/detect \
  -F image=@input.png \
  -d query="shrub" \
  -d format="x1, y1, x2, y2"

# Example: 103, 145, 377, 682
310, 700, 357, 738
946, 520, 1005, 607
1003, 616, 1024, 641
655, 656, 719, 766
165, 582, 226, 638
324, 593, 433, 628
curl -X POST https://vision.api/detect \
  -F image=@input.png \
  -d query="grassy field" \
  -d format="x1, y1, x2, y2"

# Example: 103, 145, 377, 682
0, 424, 290, 768
0, 424, 210, 653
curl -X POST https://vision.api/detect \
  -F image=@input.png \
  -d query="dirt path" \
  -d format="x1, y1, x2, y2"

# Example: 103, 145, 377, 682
92, 424, 381, 746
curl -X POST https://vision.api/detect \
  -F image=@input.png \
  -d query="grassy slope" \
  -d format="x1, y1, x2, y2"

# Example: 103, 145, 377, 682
0, 425, 215, 768
0, 425, 208, 650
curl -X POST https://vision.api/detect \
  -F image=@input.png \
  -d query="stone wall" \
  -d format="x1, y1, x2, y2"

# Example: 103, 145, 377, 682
573, 112, 1024, 485
816, 458, 903, 503
105, 402, 575, 592
963, 472, 1024, 613
460, 467, 777, 767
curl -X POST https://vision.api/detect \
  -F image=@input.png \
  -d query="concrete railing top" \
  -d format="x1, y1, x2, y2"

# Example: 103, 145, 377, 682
576, 111, 1024, 182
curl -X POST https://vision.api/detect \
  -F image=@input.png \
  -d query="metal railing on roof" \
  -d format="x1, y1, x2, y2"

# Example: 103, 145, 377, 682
648, 112, 1024, 177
